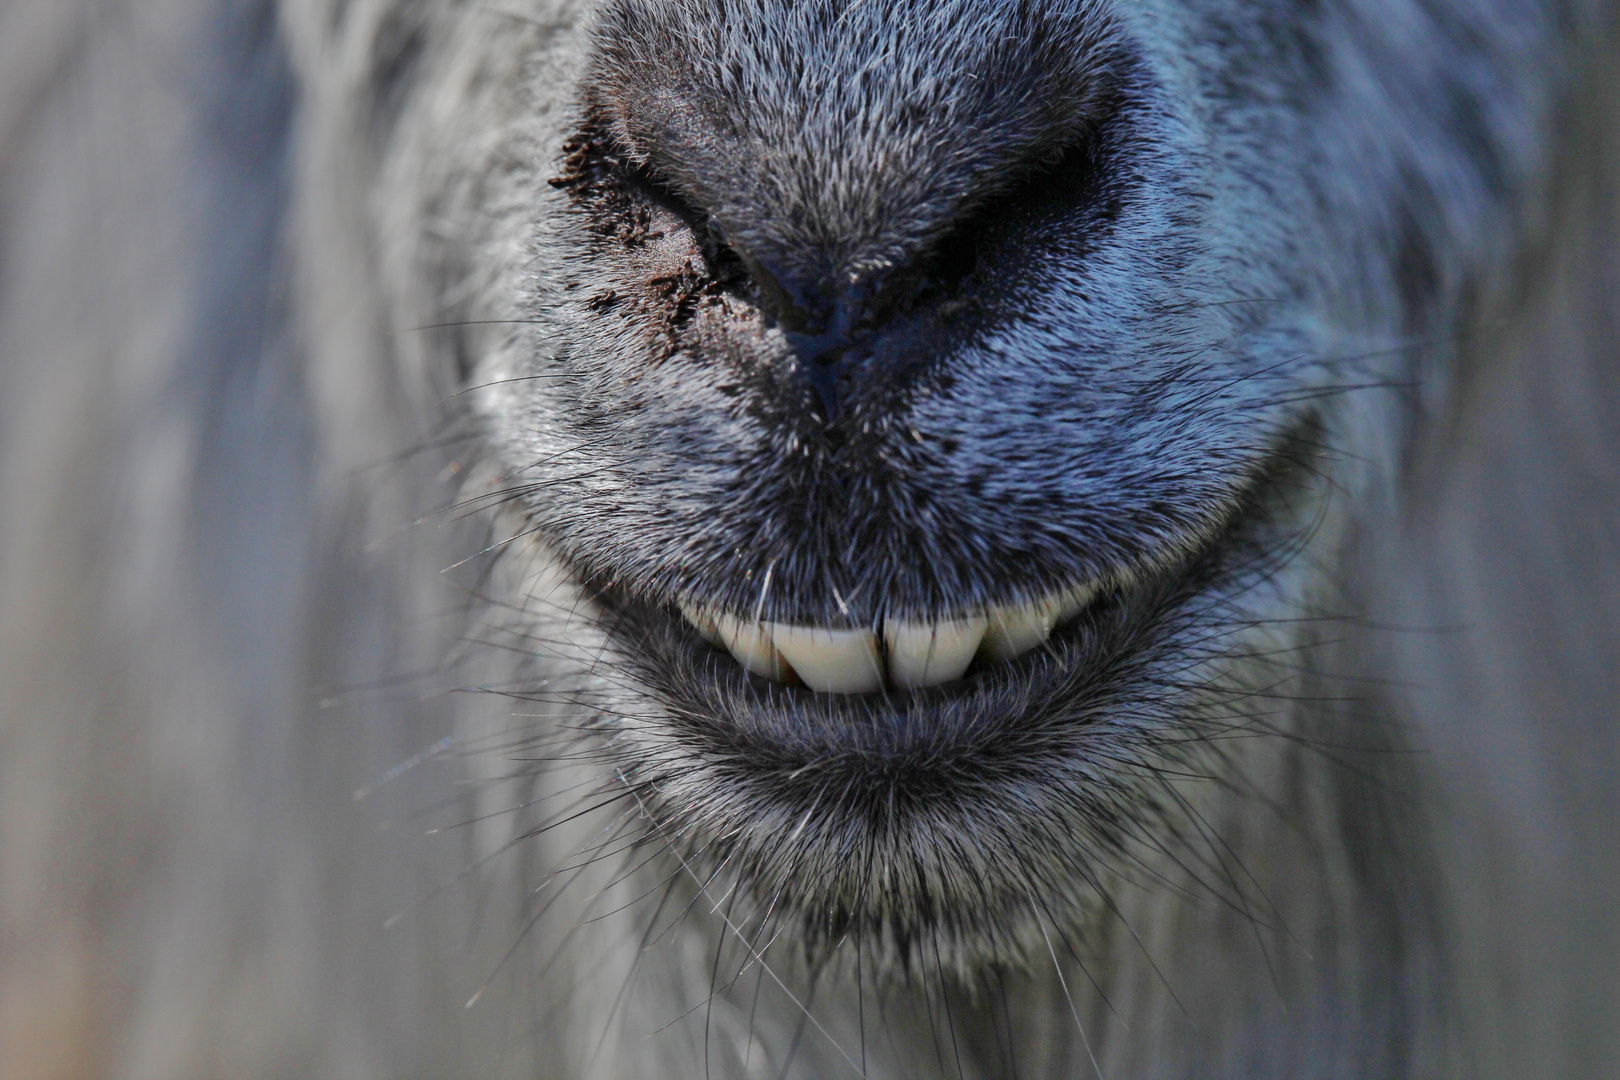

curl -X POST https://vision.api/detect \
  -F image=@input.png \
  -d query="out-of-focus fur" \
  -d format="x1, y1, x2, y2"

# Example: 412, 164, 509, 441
0, 1, 1615, 1078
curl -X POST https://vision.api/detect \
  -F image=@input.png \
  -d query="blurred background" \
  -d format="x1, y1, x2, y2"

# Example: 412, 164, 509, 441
0, 1, 1614, 1077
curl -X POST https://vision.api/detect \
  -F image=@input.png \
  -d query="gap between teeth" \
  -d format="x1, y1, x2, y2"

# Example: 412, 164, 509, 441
681, 582, 1098, 694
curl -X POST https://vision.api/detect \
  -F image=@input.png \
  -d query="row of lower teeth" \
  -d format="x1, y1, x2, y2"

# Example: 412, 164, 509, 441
679, 583, 1097, 694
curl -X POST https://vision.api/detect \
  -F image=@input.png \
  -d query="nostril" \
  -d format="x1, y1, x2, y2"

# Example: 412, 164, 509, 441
663, 122, 1106, 425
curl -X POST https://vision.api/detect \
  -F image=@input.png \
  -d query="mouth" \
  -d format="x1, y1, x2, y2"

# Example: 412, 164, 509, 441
676, 576, 1106, 694
573, 451, 1279, 764
545, 463, 1290, 968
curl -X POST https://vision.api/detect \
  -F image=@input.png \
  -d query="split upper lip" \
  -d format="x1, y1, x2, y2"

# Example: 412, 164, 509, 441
678, 578, 1110, 694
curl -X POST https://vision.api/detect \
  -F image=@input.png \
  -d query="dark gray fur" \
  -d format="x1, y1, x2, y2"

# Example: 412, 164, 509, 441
0, 0, 1614, 1077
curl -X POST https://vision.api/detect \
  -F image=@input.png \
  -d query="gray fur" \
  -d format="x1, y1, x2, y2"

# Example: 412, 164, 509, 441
0, 0, 1614, 1077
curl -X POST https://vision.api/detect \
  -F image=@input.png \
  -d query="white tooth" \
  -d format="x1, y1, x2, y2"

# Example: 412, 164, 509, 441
713, 613, 794, 682
1055, 581, 1097, 623
766, 623, 884, 694
885, 616, 988, 687
679, 603, 723, 646
979, 597, 1061, 662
